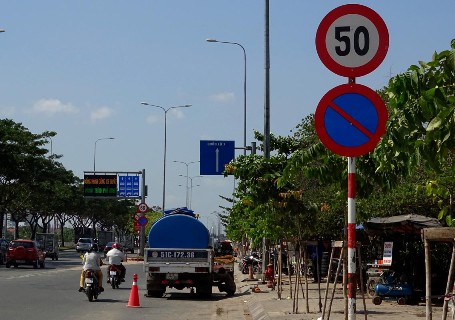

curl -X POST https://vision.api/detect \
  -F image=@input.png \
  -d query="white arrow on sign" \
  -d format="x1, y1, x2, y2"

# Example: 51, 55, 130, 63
215, 148, 219, 172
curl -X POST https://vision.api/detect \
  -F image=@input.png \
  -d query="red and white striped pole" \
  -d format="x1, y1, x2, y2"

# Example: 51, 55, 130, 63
348, 156, 357, 319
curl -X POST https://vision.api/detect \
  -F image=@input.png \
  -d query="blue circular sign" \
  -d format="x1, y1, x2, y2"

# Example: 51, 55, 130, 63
315, 83, 388, 157
137, 216, 148, 226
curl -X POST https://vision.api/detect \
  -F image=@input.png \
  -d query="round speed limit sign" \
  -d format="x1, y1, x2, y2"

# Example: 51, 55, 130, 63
137, 203, 148, 213
316, 4, 388, 77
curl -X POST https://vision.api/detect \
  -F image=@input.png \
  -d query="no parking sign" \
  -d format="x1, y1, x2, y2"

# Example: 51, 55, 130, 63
314, 83, 387, 157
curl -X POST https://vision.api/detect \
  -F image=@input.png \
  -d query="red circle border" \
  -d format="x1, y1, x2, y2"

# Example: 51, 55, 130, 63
314, 83, 388, 157
316, 4, 389, 77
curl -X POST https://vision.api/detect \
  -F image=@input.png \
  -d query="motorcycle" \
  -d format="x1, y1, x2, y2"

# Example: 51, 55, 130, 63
83, 269, 101, 302
108, 264, 122, 289
241, 255, 261, 274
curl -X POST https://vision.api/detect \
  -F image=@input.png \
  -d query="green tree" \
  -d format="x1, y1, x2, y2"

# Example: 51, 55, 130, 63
377, 38, 455, 224
0, 119, 61, 238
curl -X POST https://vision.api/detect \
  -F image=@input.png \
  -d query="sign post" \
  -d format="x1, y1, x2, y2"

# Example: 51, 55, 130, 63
315, 4, 388, 319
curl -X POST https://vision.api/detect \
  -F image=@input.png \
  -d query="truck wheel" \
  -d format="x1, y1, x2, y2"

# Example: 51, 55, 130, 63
147, 290, 164, 298
197, 283, 213, 298
224, 273, 236, 296
226, 289, 235, 297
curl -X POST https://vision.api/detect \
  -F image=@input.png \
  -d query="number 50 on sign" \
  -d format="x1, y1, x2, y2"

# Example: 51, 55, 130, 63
316, 4, 389, 78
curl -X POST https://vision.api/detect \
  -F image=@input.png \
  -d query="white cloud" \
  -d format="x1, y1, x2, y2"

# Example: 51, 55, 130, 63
31, 98, 77, 116
0, 106, 15, 117
209, 92, 235, 103
146, 114, 161, 124
169, 108, 186, 119
90, 106, 113, 122
145, 107, 186, 124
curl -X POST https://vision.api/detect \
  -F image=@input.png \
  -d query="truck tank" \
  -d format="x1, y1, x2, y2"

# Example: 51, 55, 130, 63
148, 208, 209, 249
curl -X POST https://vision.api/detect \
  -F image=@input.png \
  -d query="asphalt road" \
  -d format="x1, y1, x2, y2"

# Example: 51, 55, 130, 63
0, 250, 248, 320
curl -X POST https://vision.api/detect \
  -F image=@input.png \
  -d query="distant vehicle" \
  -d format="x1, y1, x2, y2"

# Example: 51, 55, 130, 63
0, 238, 9, 265
103, 241, 122, 257
74, 227, 95, 246
96, 230, 114, 251
118, 234, 135, 254
35, 233, 59, 260
6, 239, 45, 269
76, 238, 95, 253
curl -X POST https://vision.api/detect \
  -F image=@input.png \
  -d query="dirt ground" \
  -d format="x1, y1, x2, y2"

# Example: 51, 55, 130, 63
239, 276, 453, 320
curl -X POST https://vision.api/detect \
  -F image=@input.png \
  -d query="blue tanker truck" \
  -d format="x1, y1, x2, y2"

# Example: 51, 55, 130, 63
143, 208, 236, 298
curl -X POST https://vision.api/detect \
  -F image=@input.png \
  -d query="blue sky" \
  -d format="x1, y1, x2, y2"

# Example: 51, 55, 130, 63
1, 1, 454, 230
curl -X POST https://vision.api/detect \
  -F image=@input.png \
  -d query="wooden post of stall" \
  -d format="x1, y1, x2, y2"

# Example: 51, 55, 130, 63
442, 242, 455, 320
421, 227, 455, 320
424, 238, 432, 320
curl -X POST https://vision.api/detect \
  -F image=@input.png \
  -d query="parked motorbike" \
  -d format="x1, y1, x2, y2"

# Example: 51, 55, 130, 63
83, 269, 101, 302
241, 255, 261, 274
108, 264, 122, 289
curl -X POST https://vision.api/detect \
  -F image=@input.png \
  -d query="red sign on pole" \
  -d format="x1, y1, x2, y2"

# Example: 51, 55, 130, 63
137, 203, 148, 213
316, 4, 389, 77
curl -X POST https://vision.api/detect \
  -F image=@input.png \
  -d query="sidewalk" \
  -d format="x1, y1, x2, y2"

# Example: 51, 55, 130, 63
235, 271, 449, 320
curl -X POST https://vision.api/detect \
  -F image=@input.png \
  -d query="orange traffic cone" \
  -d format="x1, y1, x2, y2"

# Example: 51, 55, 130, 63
127, 274, 141, 308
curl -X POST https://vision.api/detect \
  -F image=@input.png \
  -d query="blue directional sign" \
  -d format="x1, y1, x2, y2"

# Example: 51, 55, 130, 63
118, 175, 140, 197
200, 140, 235, 175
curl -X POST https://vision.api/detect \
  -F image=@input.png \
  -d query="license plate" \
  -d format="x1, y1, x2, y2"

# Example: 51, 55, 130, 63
16, 260, 25, 263
110, 271, 117, 275
166, 273, 178, 280
152, 251, 208, 259
85, 278, 93, 284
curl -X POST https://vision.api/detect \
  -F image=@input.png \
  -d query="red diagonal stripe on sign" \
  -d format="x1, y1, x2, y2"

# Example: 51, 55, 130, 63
328, 102, 374, 139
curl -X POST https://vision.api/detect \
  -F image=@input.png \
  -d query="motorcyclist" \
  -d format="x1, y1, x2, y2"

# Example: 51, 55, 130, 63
79, 244, 104, 292
105, 242, 126, 283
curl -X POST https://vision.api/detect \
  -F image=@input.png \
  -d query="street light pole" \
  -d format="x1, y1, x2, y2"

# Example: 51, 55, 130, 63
141, 102, 191, 211
174, 160, 198, 207
93, 137, 115, 172
206, 38, 247, 155
47, 137, 53, 156
188, 175, 202, 210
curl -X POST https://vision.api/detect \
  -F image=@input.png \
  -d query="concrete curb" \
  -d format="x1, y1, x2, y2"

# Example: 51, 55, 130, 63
247, 301, 271, 320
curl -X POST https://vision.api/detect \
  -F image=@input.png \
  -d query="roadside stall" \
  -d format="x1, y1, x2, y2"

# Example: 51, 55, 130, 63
363, 214, 442, 304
